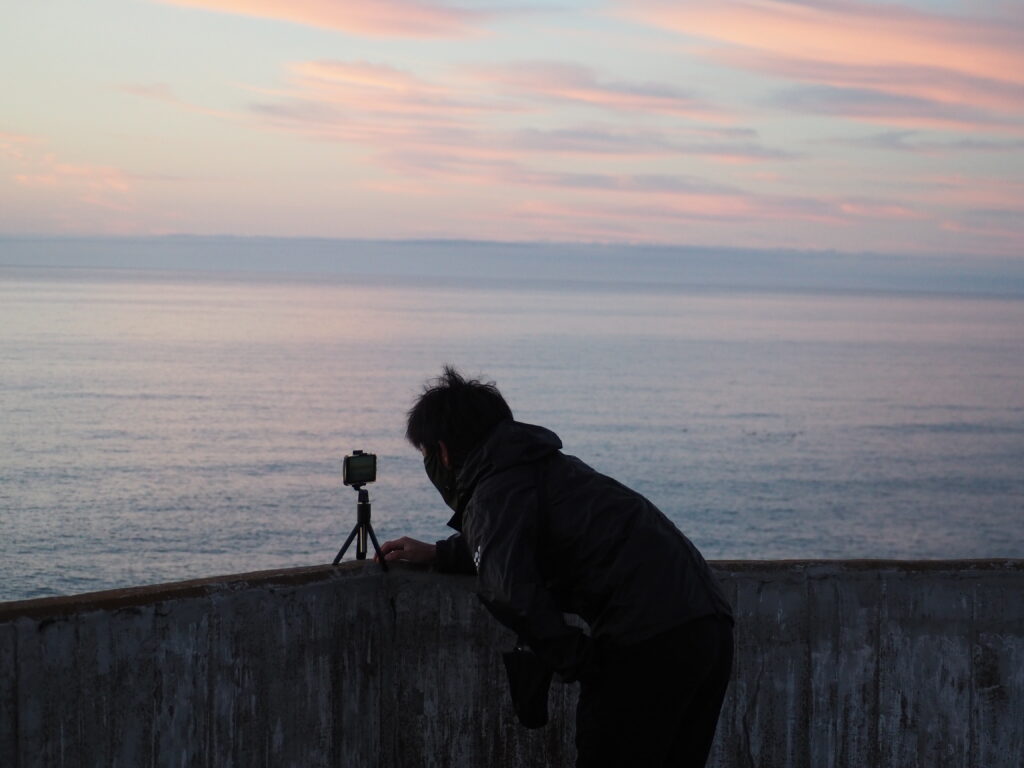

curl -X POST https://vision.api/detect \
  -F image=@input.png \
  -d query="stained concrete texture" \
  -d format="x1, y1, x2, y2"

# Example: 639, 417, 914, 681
1, 560, 1021, 767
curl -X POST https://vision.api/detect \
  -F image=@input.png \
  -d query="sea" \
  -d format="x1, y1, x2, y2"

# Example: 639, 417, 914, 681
2, 240, 1023, 602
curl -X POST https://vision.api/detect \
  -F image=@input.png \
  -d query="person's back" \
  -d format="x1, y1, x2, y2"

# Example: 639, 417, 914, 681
459, 419, 732, 651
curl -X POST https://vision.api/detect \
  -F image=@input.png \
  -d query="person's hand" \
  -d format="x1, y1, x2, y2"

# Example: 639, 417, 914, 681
377, 536, 437, 565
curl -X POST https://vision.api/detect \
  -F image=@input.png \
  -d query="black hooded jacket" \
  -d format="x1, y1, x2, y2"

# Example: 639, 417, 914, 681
435, 420, 733, 682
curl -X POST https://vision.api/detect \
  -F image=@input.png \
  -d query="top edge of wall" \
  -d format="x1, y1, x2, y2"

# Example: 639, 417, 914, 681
1, 559, 1021, 623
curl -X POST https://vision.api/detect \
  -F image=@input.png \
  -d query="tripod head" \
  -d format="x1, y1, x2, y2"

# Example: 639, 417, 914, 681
343, 450, 376, 487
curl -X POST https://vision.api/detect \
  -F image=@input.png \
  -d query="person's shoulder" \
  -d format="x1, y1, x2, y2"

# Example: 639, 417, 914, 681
474, 460, 537, 498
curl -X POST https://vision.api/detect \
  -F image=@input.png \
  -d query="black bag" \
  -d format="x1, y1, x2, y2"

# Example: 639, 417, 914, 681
502, 643, 553, 729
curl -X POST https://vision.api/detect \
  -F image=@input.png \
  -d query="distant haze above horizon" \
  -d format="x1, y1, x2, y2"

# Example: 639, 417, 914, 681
3, 236, 1024, 297
2, 1, 1023, 259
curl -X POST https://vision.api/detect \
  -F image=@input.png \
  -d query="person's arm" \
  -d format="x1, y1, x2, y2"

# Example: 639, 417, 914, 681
436, 533, 477, 574
377, 536, 436, 564
376, 533, 477, 574
469, 471, 596, 683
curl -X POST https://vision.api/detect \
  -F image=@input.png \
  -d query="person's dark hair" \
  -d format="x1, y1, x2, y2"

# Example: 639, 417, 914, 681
406, 366, 513, 465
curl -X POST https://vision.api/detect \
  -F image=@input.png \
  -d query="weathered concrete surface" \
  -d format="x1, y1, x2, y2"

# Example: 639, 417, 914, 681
1, 560, 1021, 767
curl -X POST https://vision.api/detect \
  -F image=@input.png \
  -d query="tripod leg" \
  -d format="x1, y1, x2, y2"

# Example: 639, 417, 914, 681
333, 525, 360, 566
365, 523, 389, 572
357, 523, 368, 560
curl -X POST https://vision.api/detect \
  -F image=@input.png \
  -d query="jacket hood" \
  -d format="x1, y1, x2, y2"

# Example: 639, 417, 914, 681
446, 420, 562, 530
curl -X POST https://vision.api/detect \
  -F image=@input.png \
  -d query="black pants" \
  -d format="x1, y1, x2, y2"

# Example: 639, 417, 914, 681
575, 615, 733, 768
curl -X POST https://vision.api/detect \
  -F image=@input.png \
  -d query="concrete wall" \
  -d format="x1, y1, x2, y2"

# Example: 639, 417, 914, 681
1, 560, 1021, 767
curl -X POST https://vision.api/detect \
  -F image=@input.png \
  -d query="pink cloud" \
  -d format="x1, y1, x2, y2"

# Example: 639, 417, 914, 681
380, 147, 927, 227
501, 190, 976, 248
470, 61, 729, 120
244, 60, 778, 166
920, 175, 1024, 210
506, 197, 816, 240
2, 132, 133, 212
0, 131, 36, 163
154, 0, 492, 38
838, 131, 1024, 155
769, 85, 1015, 133
280, 60, 498, 120
508, 127, 793, 162
504, 200, 654, 240
234, 59, 929, 233
376, 147, 746, 196
121, 83, 238, 120
627, 0, 1024, 131
894, 174, 1023, 253
722, 51, 1024, 116
631, 0, 1022, 79
836, 200, 923, 221
242, 60, 520, 153
938, 209, 1024, 256
941, 218, 1023, 241
127, 53, 939, 244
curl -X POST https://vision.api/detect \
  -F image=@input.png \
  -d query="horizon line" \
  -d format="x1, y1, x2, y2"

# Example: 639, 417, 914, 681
0, 232, 1008, 263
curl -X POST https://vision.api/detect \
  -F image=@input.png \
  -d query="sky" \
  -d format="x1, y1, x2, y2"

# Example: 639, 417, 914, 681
2, 0, 1023, 258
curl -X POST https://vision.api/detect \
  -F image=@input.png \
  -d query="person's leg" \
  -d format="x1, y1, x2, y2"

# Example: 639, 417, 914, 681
667, 617, 734, 768
575, 642, 682, 767
575, 618, 733, 768
574, 676, 615, 768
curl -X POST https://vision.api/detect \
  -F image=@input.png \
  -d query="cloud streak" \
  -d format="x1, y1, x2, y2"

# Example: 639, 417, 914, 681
627, 0, 1024, 131
242, 58, 784, 165
508, 127, 794, 162
121, 82, 238, 120
244, 60, 513, 153
770, 85, 1017, 132
154, 0, 494, 38
276, 60, 500, 121
917, 175, 1024, 255
2, 132, 133, 210
383, 147, 925, 226
836, 131, 1024, 155
470, 61, 728, 120
232, 56, 931, 237
0, 132, 143, 235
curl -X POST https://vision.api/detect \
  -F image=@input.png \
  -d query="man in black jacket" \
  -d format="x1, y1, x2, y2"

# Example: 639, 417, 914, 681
380, 367, 733, 768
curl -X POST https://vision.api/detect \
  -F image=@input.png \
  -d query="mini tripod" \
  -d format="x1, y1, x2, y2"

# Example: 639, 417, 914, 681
333, 482, 387, 571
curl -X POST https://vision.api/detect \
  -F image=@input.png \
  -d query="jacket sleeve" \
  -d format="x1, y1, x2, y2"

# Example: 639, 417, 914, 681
435, 533, 477, 574
468, 469, 596, 683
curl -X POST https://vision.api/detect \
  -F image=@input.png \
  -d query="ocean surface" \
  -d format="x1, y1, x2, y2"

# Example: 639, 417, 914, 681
2, 259, 1023, 602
